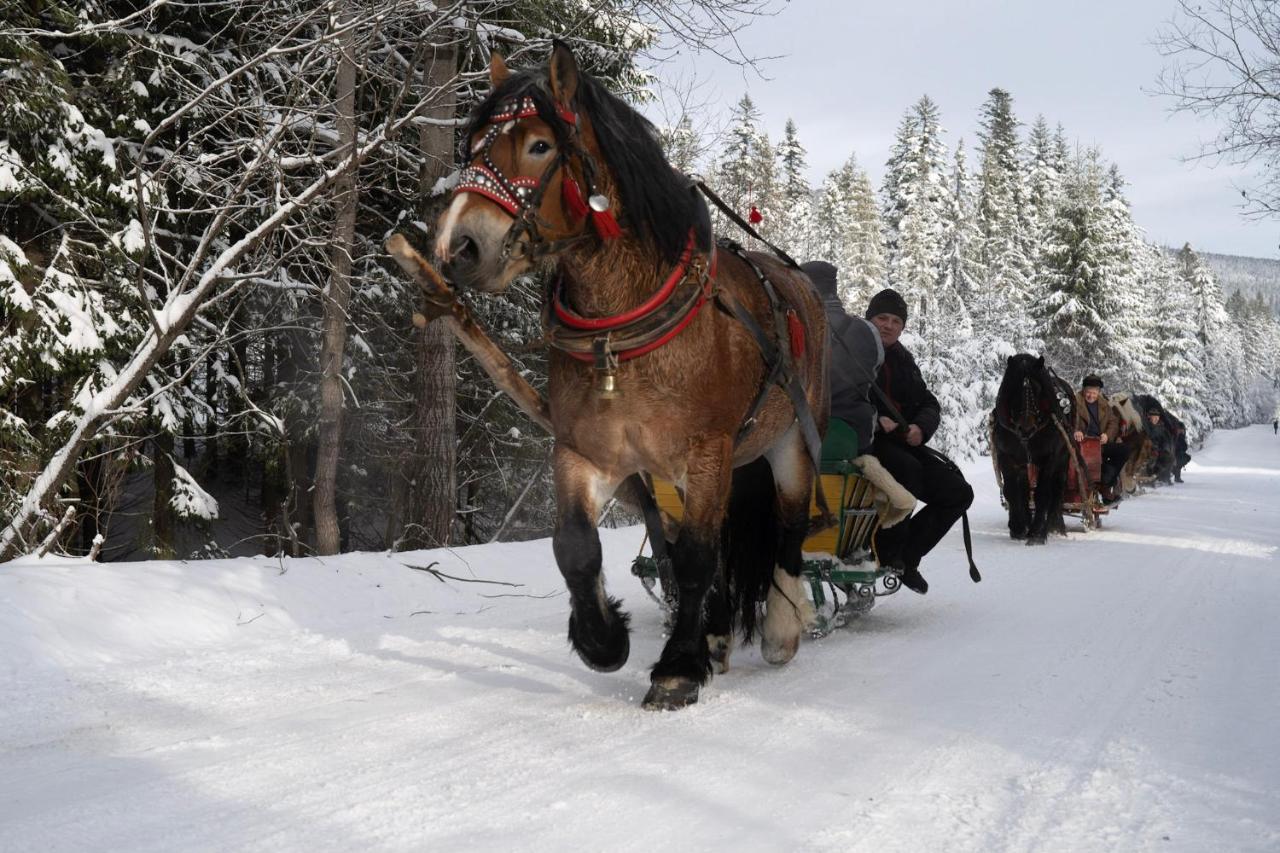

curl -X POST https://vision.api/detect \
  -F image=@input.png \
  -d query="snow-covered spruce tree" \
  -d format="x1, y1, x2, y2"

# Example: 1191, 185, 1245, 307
1024, 115, 1065, 274
1177, 243, 1247, 427
712, 95, 777, 249
1228, 292, 1280, 421
879, 96, 982, 457
813, 155, 884, 311
881, 96, 949, 325
775, 118, 814, 261
1115, 240, 1166, 394
1036, 151, 1132, 385
973, 88, 1036, 355
1151, 252, 1211, 443
930, 142, 989, 457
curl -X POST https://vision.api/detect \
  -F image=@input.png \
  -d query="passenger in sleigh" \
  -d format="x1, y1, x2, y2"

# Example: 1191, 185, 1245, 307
1144, 405, 1175, 484
801, 261, 915, 551
863, 288, 974, 595
1072, 374, 1130, 504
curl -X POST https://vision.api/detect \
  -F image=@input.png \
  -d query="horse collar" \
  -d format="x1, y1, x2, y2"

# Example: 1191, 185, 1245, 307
545, 229, 717, 389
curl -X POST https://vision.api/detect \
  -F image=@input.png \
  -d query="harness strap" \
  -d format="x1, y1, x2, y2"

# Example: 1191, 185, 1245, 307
693, 179, 801, 270
714, 244, 830, 522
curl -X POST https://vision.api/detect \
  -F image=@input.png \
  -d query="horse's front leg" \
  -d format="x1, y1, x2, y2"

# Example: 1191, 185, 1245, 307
1027, 461, 1057, 545
644, 436, 733, 711
1001, 459, 1030, 540
762, 422, 816, 665
552, 446, 630, 673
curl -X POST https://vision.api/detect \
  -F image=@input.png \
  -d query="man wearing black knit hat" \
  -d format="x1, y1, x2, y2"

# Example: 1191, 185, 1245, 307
865, 288, 973, 595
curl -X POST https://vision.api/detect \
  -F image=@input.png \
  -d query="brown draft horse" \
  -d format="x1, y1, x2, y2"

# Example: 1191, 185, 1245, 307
433, 43, 829, 710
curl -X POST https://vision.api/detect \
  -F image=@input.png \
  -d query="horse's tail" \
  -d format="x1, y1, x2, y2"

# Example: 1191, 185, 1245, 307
723, 457, 779, 641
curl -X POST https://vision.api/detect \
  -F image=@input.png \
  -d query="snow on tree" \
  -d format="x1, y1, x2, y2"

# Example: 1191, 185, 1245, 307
1036, 151, 1132, 385
775, 118, 815, 260
813, 154, 884, 310
712, 95, 778, 248
882, 96, 949, 320
973, 88, 1037, 354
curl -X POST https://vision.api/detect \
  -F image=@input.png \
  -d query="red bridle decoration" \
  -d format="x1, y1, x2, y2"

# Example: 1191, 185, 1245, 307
454, 94, 621, 241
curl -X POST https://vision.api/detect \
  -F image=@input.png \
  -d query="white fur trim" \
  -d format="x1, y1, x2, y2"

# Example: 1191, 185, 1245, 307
854, 453, 916, 528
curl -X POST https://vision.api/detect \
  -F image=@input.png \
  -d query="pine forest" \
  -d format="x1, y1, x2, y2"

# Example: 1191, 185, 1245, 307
2, 3, 1278, 562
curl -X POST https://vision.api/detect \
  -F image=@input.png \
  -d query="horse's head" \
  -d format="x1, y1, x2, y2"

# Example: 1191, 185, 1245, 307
999, 353, 1054, 430
434, 43, 702, 294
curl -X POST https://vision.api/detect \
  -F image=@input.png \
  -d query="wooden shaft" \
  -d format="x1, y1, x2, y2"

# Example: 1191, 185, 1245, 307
385, 234, 552, 434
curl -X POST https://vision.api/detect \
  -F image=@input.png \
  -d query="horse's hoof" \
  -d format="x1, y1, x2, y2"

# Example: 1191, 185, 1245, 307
642, 677, 700, 711
707, 634, 731, 674
1010, 530, 1027, 541
1025, 536, 1046, 547
568, 614, 630, 673
761, 633, 800, 665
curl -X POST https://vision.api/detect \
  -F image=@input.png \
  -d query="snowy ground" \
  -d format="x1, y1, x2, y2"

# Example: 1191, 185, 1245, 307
3, 426, 1279, 852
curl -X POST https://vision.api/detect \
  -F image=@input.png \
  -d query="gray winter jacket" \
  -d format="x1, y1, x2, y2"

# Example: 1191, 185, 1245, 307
800, 262, 884, 451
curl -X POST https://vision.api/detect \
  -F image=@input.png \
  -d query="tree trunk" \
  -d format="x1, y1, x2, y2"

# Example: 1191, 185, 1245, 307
313, 13, 360, 556
402, 40, 458, 550
153, 430, 176, 559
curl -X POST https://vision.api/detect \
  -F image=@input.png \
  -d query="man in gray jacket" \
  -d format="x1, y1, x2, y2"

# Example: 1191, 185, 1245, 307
801, 261, 883, 456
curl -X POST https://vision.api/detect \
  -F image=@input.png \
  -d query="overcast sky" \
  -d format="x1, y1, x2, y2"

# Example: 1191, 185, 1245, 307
644, 0, 1278, 259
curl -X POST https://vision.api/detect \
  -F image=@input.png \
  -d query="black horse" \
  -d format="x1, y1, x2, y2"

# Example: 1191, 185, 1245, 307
991, 354, 1075, 545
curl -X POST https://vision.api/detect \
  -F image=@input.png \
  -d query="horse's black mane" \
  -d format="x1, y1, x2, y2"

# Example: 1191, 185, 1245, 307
464, 58, 707, 267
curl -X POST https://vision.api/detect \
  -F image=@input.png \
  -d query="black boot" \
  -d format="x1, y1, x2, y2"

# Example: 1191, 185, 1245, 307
899, 563, 928, 595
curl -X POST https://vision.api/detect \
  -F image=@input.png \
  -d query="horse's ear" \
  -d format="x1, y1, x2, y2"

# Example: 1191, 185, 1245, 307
1006, 355, 1015, 368
549, 40, 580, 105
1036, 355, 1045, 368
489, 51, 510, 87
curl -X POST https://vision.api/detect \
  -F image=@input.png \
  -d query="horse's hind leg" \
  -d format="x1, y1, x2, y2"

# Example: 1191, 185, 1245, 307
645, 436, 733, 711
762, 424, 815, 666
704, 566, 733, 674
552, 446, 630, 673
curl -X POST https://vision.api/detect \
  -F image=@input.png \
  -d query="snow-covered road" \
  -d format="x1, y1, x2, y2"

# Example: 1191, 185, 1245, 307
3, 426, 1278, 852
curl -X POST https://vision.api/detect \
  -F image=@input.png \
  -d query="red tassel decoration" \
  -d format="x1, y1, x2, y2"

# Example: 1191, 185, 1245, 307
561, 176, 589, 219
749, 205, 763, 224
787, 309, 805, 358
591, 209, 622, 241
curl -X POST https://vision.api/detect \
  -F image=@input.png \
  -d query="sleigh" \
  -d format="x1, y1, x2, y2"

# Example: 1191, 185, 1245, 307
1061, 436, 1108, 529
631, 425, 903, 637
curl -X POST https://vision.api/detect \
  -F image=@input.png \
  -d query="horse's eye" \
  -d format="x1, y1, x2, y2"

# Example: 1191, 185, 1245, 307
528, 140, 552, 156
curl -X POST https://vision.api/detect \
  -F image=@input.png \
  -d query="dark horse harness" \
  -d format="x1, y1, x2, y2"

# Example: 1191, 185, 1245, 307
454, 92, 830, 517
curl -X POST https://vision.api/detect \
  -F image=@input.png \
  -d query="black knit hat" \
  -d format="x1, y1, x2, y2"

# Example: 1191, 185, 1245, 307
865, 288, 908, 322
800, 261, 839, 298
1082, 374, 1104, 389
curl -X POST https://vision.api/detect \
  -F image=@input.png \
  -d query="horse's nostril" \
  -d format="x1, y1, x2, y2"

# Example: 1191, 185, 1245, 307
451, 235, 479, 268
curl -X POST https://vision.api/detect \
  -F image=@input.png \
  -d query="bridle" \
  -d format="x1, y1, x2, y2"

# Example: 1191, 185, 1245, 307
995, 367, 1073, 459
453, 87, 718, 394
454, 93, 618, 263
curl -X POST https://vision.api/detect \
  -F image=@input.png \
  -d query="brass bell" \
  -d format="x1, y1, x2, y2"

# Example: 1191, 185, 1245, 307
598, 369, 620, 400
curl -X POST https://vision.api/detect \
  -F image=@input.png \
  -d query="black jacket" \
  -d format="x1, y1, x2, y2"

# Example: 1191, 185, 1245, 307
874, 342, 942, 444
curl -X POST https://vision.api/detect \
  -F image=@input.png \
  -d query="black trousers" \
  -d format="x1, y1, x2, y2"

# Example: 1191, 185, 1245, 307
1101, 442, 1131, 488
871, 439, 974, 571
